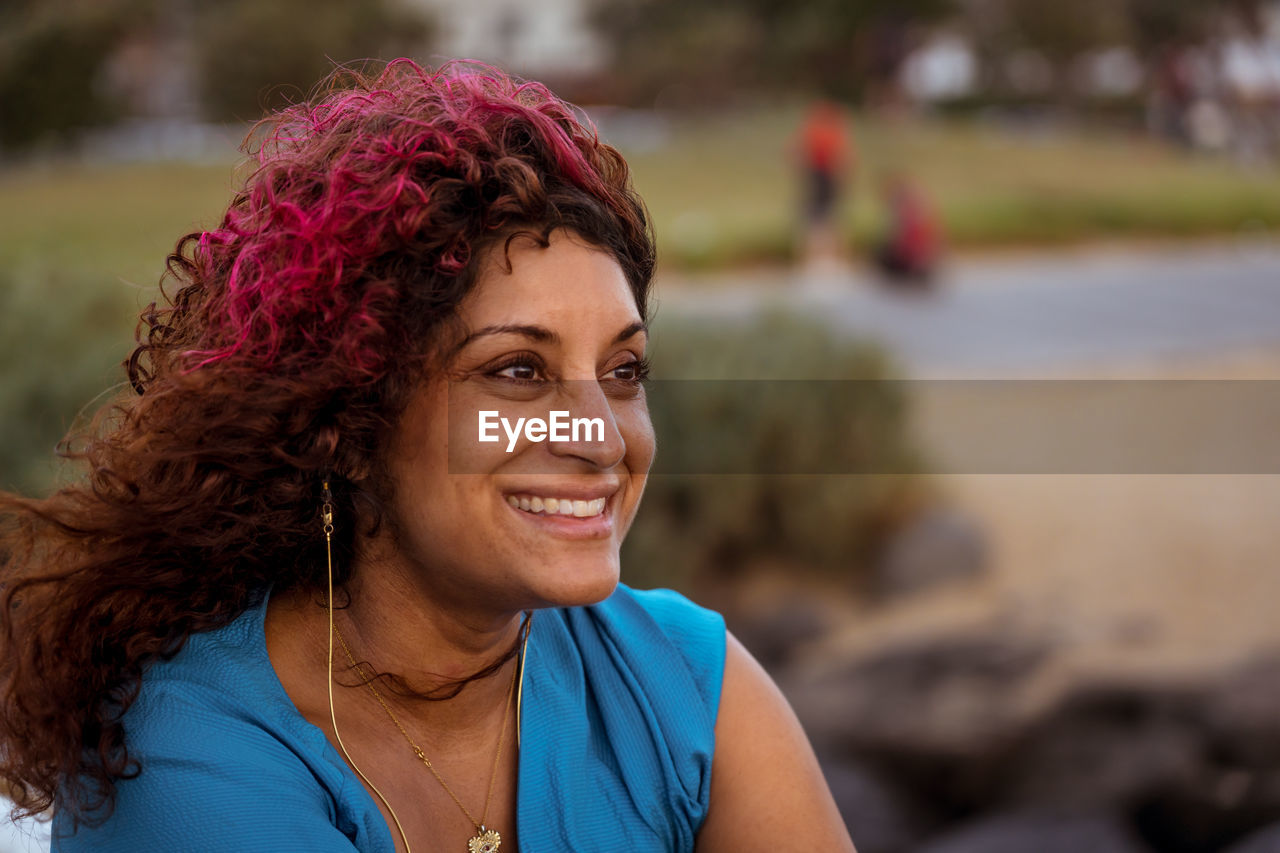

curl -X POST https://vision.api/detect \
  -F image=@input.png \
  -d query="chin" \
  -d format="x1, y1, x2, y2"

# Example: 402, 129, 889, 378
529, 554, 620, 610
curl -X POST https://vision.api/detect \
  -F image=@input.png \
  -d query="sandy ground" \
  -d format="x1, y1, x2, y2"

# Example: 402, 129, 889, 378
825, 346, 1280, 702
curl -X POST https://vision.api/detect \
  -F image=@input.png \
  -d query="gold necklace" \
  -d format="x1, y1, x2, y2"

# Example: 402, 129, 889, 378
321, 480, 531, 853
335, 624, 517, 853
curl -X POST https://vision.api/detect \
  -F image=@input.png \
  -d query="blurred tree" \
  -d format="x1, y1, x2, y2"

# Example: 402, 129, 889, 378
951, 0, 1246, 113
590, 0, 954, 104
191, 0, 433, 122
1124, 0, 1222, 52
1004, 0, 1126, 62
0, 0, 156, 152
1002, 0, 1127, 104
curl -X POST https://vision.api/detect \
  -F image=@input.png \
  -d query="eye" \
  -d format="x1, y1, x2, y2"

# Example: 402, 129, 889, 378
607, 357, 650, 383
488, 355, 545, 383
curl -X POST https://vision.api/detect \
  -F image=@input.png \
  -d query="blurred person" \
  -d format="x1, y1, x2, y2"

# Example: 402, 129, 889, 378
1147, 45, 1198, 147
873, 174, 943, 286
0, 61, 854, 852
794, 99, 855, 266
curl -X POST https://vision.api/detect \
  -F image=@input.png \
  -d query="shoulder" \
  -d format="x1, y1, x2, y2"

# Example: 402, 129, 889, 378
52, 599, 389, 852
695, 635, 856, 851
122, 596, 305, 758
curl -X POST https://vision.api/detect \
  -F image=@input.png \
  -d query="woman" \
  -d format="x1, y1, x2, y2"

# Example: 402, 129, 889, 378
0, 61, 853, 852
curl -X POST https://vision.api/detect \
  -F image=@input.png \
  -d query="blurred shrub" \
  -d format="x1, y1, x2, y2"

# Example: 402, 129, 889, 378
192, 0, 432, 123
0, 268, 134, 495
622, 312, 927, 591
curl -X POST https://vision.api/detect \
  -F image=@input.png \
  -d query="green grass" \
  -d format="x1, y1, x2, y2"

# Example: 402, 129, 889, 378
0, 160, 239, 283
0, 161, 237, 494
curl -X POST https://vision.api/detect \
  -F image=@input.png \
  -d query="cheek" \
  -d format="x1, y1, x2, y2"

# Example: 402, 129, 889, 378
616, 400, 655, 535
618, 399, 656, 473
384, 384, 474, 542
445, 387, 520, 474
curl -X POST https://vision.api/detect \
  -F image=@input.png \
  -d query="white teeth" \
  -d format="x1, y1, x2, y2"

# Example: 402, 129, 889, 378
507, 495, 608, 518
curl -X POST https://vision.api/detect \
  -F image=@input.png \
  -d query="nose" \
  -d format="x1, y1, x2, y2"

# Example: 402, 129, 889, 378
545, 379, 631, 469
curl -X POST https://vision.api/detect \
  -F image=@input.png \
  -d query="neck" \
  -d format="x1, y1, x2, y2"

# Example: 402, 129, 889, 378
266, 536, 523, 739
346, 566, 522, 674
331, 566, 526, 734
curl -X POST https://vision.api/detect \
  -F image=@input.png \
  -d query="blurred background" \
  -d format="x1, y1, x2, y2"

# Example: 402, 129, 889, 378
3, 0, 1280, 851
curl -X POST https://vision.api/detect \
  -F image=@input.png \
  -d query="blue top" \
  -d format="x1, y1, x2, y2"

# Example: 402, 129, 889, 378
51, 585, 726, 852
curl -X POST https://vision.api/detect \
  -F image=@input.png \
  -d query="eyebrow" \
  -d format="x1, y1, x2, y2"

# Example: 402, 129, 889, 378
463, 324, 560, 346
457, 320, 648, 350
611, 321, 648, 344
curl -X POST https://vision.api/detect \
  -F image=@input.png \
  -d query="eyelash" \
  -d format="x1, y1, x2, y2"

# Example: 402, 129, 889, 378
487, 355, 651, 385
612, 356, 651, 385
487, 355, 543, 384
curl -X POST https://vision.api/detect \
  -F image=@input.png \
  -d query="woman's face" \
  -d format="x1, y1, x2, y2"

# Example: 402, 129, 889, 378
373, 229, 654, 616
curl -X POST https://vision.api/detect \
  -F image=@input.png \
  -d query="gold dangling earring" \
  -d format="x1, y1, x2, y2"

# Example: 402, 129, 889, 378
321, 478, 414, 852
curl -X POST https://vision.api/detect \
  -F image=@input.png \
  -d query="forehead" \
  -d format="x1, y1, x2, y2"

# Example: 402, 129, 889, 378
460, 230, 639, 329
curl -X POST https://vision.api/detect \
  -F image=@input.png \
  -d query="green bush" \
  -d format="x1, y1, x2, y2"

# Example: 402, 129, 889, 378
0, 267, 135, 495
621, 313, 926, 591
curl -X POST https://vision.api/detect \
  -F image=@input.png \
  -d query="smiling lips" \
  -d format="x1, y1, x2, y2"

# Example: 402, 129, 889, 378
506, 495, 608, 518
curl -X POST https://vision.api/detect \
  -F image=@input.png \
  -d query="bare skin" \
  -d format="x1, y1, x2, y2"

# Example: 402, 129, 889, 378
697, 634, 856, 851
265, 230, 855, 852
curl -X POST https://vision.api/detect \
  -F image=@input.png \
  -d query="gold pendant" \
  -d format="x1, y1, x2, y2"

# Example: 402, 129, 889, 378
468, 827, 501, 853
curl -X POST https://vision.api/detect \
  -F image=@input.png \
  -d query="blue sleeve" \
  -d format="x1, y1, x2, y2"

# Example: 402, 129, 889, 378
52, 681, 360, 853
622, 586, 728, 725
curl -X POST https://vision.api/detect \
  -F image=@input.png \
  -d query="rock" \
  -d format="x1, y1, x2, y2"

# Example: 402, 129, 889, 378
788, 631, 1047, 757
727, 592, 831, 670
1224, 822, 1280, 853
782, 605, 1280, 851
1133, 767, 1280, 852
1207, 655, 1280, 767
872, 506, 986, 600
999, 683, 1205, 809
821, 760, 924, 853
917, 811, 1151, 853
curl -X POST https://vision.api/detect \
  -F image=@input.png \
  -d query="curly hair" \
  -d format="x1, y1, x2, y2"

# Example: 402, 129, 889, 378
0, 59, 655, 823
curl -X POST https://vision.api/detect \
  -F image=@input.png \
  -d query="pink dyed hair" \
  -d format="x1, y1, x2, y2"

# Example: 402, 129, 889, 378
160, 58, 653, 379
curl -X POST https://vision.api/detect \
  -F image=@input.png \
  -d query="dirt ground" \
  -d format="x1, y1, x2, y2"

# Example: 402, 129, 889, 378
821, 346, 1280, 704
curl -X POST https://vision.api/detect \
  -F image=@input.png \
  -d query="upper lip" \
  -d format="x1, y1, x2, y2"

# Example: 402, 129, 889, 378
501, 482, 621, 502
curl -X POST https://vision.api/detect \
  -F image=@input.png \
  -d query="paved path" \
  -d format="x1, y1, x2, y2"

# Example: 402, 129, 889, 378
657, 240, 1280, 376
